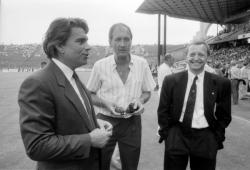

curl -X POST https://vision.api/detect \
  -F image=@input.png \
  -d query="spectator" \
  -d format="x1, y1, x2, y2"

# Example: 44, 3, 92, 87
157, 53, 174, 96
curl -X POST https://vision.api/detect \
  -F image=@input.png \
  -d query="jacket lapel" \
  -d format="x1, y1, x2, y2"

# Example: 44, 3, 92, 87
79, 82, 99, 127
64, 81, 94, 131
51, 61, 94, 131
175, 71, 188, 118
204, 72, 217, 118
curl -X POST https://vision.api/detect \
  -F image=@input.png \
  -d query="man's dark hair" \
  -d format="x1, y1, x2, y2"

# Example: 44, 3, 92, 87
43, 17, 89, 59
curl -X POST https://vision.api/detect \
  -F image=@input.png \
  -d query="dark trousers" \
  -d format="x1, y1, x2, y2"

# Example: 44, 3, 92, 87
164, 124, 218, 170
231, 79, 239, 104
36, 148, 100, 170
97, 114, 141, 170
248, 80, 250, 92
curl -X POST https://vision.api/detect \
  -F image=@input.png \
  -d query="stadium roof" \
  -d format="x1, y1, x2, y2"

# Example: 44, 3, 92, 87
136, 0, 250, 24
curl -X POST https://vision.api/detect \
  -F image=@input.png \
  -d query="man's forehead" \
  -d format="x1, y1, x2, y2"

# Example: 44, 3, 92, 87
71, 27, 88, 38
113, 26, 130, 35
71, 27, 87, 36
188, 44, 207, 53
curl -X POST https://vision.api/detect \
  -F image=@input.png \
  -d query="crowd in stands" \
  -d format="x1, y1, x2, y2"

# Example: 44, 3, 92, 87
208, 44, 250, 103
208, 45, 250, 78
209, 45, 250, 73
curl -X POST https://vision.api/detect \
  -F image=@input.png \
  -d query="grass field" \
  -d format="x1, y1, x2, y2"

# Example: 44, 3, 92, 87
0, 72, 250, 170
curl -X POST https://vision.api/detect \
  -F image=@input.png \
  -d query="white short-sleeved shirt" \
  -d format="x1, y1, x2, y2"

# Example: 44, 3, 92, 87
87, 54, 156, 117
157, 63, 173, 96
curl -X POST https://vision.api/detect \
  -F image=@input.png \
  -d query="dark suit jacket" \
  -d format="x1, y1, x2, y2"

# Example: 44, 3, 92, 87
158, 70, 231, 149
18, 61, 100, 170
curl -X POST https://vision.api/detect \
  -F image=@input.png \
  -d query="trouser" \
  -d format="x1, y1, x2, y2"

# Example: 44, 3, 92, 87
231, 79, 239, 104
110, 144, 121, 170
164, 124, 218, 170
248, 80, 250, 92
97, 114, 141, 170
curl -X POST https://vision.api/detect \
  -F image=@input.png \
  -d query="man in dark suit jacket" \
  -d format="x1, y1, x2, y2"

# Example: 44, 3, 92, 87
18, 18, 112, 170
158, 40, 231, 170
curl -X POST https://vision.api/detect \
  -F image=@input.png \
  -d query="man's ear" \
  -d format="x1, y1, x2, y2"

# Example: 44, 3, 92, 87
56, 45, 65, 55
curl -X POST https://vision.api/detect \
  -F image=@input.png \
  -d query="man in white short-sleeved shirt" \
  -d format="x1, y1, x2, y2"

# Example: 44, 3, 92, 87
87, 23, 155, 170
157, 53, 174, 96
87, 54, 155, 117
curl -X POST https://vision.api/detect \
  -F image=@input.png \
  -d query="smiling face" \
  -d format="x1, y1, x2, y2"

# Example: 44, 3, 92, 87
110, 25, 132, 61
186, 44, 208, 75
58, 27, 90, 70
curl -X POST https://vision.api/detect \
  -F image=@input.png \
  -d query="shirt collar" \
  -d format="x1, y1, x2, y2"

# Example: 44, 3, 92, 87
111, 54, 135, 72
52, 58, 74, 80
187, 66, 205, 81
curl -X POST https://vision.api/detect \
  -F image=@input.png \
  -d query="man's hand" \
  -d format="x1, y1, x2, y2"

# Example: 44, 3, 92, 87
89, 128, 112, 148
103, 101, 122, 116
126, 99, 144, 116
97, 119, 113, 132
128, 106, 144, 116
105, 102, 128, 117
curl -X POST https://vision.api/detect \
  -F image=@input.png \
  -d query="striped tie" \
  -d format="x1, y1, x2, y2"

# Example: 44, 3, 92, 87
182, 76, 198, 128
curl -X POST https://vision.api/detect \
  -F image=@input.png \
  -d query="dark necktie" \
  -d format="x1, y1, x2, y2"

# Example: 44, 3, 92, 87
182, 76, 198, 128
72, 71, 94, 128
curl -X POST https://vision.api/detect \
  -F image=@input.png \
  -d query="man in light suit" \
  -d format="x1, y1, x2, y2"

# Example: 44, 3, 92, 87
18, 17, 112, 170
158, 40, 231, 170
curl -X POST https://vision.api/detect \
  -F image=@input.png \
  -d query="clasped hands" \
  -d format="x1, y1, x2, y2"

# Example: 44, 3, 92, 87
109, 99, 144, 118
89, 99, 144, 148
